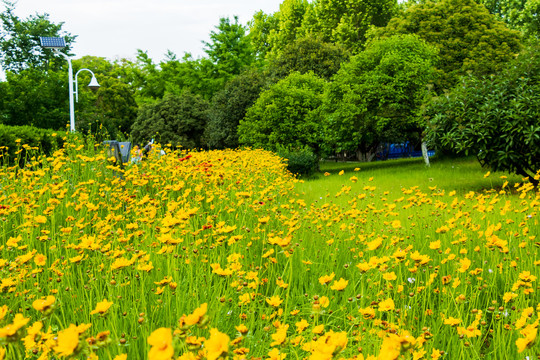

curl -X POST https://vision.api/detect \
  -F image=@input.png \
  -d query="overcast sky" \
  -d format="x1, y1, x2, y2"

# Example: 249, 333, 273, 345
3, 0, 283, 65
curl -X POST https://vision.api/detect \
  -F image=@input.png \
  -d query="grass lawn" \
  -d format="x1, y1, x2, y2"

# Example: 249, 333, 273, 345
296, 156, 523, 206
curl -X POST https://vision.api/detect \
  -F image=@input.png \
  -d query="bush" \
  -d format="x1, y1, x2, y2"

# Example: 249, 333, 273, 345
0, 124, 65, 166
425, 42, 540, 185
276, 145, 318, 176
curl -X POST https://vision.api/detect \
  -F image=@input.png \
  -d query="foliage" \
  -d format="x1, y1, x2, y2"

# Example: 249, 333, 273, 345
0, 124, 64, 165
0, 0, 76, 73
71, 56, 138, 138
205, 69, 268, 149
425, 42, 540, 185
247, 10, 280, 59
268, 35, 349, 80
276, 144, 318, 176
478, 0, 540, 38
130, 91, 208, 148
372, 0, 522, 91
323, 34, 437, 158
265, 0, 313, 57
238, 72, 327, 154
203, 16, 256, 79
303, 0, 398, 53
0, 68, 69, 130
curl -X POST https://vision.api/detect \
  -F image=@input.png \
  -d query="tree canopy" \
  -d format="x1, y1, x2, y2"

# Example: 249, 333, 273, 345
0, 0, 76, 73
373, 0, 522, 91
238, 72, 327, 154
323, 34, 438, 158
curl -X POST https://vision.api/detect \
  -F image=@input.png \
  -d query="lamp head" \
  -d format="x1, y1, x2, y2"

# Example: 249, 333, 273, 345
88, 75, 100, 90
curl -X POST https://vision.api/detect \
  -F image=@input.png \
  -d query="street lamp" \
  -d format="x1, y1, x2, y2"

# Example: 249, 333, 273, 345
39, 37, 100, 132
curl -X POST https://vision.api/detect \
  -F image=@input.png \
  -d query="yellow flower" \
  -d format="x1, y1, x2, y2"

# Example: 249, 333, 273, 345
184, 303, 208, 326
270, 325, 288, 346
34, 254, 47, 266
32, 295, 55, 312
268, 348, 286, 360
378, 298, 395, 312
458, 258, 471, 273
204, 328, 230, 360
54, 324, 81, 357
266, 295, 283, 307
503, 292, 518, 303
319, 296, 330, 308
0, 313, 30, 337
148, 328, 174, 360
34, 215, 47, 224
295, 319, 309, 333
443, 317, 461, 326
330, 278, 348, 291
113, 355, 128, 360
383, 272, 397, 281
90, 299, 113, 315
235, 324, 248, 334
312, 324, 324, 334
318, 273, 335, 285
516, 320, 538, 353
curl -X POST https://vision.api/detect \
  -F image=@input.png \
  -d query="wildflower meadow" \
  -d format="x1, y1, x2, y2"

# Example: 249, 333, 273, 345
0, 136, 538, 360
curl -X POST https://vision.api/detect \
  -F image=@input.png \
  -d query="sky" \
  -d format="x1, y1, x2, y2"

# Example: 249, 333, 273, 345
1, 0, 283, 78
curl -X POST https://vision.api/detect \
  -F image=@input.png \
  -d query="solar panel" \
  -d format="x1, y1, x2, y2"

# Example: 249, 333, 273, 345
39, 37, 66, 49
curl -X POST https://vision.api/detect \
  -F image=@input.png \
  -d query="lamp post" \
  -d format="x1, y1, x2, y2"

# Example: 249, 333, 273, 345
39, 37, 100, 132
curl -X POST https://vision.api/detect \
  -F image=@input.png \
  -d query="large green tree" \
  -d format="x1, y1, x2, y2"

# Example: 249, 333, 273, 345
425, 42, 540, 186
323, 34, 437, 159
130, 91, 209, 148
0, 0, 76, 73
372, 0, 522, 91
238, 72, 326, 154
205, 69, 268, 149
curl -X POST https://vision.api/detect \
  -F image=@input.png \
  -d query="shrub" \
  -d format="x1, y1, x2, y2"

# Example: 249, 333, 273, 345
425, 42, 540, 185
276, 145, 318, 176
0, 124, 65, 166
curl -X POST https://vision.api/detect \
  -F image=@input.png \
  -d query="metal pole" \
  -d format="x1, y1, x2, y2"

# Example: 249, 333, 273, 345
54, 50, 76, 132
67, 57, 75, 132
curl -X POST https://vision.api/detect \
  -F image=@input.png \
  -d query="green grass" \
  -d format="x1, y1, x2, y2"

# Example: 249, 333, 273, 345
296, 157, 523, 206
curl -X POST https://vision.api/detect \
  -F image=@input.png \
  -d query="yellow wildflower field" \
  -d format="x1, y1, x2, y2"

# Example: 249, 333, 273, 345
0, 138, 538, 359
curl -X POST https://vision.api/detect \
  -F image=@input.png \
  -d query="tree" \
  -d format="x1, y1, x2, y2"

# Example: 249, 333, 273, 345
0, 68, 69, 129
130, 91, 209, 148
425, 42, 540, 186
238, 72, 327, 154
199, 16, 257, 96
268, 35, 349, 80
203, 16, 255, 76
73, 56, 138, 138
372, 0, 522, 91
0, 0, 76, 73
322, 34, 437, 160
302, 0, 398, 53
477, 0, 540, 38
248, 10, 280, 59
205, 69, 268, 149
